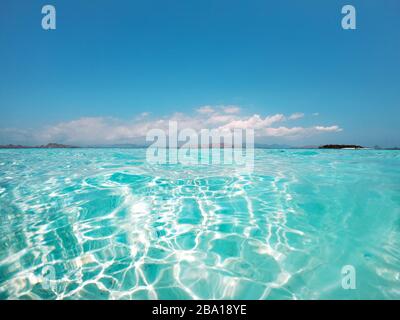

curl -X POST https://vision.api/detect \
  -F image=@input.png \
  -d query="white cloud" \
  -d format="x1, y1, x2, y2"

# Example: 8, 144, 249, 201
219, 114, 285, 130
222, 106, 241, 114
263, 126, 305, 137
314, 125, 342, 132
207, 115, 237, 125
1, 105, 342, 145
196, 106, 215, 114
288, 112, 304, 120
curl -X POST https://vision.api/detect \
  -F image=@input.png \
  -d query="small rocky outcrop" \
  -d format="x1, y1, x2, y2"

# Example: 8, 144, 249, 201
319, 144, 364, 149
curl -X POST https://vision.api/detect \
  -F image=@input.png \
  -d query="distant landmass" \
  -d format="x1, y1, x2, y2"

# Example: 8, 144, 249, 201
1, 143, 399, 150
373, 145, 400, 150
0, 143, 79, 149
87, 143, 145, 148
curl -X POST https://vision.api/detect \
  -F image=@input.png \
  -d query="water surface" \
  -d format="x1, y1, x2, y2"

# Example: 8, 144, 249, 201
0, 149, 399, 299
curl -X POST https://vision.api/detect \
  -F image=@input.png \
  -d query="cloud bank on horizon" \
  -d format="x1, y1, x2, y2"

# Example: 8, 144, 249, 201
0, 105, 342, 146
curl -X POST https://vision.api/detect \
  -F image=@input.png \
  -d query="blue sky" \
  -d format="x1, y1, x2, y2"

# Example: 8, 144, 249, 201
0, 0, 399, 146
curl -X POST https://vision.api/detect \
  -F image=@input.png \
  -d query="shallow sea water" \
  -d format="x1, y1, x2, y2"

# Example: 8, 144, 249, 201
0, 149, 399, 299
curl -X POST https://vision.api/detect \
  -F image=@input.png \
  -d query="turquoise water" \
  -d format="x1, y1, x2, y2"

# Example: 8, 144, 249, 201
0, 149, 399, 299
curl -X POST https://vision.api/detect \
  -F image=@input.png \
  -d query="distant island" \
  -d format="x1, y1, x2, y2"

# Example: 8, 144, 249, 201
0, 143, 79, 149
318, 144, 364, 149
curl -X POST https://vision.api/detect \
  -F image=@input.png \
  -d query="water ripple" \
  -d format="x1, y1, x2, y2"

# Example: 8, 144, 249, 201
0, 149, 399, 299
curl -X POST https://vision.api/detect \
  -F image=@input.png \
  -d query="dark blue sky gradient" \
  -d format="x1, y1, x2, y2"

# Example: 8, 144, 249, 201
0, 0, 399, 146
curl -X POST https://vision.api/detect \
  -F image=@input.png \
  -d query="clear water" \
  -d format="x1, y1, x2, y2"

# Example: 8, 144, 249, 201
0, 149, 399, 300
